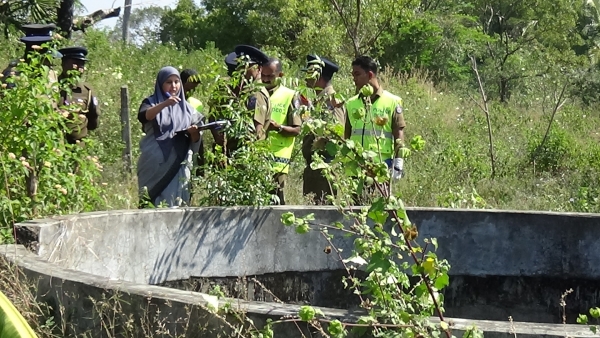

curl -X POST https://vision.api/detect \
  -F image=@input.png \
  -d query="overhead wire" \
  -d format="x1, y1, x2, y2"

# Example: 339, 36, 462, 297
109, 0, 174, 10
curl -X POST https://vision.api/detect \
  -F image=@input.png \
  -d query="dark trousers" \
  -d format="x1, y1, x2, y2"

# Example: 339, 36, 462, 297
302, 166, 335, 205
270, 173, 287, 205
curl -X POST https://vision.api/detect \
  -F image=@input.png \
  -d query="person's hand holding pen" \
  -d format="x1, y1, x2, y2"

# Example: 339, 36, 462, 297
164, 92, 180, 106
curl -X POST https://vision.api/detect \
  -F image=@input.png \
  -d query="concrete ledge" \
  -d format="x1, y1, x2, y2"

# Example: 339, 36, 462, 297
12, 206, 600, 325
1, 244, 595, 338
16, 206, 600, 284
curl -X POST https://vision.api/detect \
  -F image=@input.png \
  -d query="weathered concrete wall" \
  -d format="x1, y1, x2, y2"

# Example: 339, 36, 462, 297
1, 244, 596, 338
19, 207, 600, 286
15, 206, 600, 324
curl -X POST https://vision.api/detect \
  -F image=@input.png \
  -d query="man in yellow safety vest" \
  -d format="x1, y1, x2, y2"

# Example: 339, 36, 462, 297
261, 57, 302, 205
344, 55, 409, 185
181, 68, 204, 113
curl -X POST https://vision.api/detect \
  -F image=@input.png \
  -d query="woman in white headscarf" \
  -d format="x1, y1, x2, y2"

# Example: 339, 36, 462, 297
137, 66, 203, 207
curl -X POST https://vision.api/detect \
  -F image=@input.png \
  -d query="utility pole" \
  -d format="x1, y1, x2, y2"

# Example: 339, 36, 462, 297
122, 0, 132, 43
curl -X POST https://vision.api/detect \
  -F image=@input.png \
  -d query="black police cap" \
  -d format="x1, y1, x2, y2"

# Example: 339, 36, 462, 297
59, 46, 88, 61
306, 54, 339, 79
20, 23, 57, 43
224, 52, 238, 76
234, 45, 269, 66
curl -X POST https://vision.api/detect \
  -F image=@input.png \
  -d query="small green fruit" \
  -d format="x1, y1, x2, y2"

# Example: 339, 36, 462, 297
360, 84, 374, 97
352, 108, 366, 120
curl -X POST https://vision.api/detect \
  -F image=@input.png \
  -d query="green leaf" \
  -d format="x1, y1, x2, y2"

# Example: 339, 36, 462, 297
410, 135, 426, 151
578, 314, 589, 324
298, 306, 316, 321
328, 319, 345, 337
366, 251, 391, 273
326, 141, 339, 156
343, 256, 368, 266
281, 212, 295, 226
431, 238, 439, 250
310, 161, 330, 170
368, 198, 388, 224
590, 307, 600, 318
344, 160, 360, 177
295, 223, 310, 234
462, 326, 484, 338
434, 273, 450, 289
415, 283, 428, 298
356, 177, 365, 196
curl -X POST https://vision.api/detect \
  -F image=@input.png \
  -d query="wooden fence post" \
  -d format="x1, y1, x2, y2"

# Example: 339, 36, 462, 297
120, 86, 132, 174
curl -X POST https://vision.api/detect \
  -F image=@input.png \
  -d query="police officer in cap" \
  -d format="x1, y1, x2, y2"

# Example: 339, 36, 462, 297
208, 45, 272, 157
300, 54, 346, 205
57, 46, 100, 145
1, 23, 61, 89
2, 24, 62, 200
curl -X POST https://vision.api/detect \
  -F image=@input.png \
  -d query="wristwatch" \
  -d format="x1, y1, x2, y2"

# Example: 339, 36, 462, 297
278, 125, 283, 133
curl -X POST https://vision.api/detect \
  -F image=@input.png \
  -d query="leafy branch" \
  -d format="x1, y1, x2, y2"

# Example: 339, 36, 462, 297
271, 83, 452, 337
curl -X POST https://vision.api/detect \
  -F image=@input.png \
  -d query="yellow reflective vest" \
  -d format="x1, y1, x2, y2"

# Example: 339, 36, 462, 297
188, 96, 203, 113
268, 86, 297, 174
346, 90, 401, 162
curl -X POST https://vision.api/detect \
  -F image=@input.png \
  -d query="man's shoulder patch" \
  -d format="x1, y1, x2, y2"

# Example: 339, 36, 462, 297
247, 96, 257, 110
292, 96, 301, 109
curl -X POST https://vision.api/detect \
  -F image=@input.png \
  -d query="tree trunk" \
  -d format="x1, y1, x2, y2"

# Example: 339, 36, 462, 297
57, 0, 75, 39
499, 76, 510, 103
72, 8, 122, 32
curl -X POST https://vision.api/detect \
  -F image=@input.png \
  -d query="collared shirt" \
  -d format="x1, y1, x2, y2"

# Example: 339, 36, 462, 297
311, 84, 346, 125
301, 84, 346, 165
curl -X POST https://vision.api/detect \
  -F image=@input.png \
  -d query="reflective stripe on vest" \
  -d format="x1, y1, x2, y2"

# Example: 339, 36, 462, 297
188, 97, 203, 112
274, 156, 291, 164
345, 91, 399, 162
268, 86, 297, 174
351, 129, 393, 139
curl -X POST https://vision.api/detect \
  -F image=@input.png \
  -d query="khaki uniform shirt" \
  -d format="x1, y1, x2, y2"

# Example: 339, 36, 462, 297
253, 86, 272, 140
1, 59, 58, 89
302, 84, 346, 165
209, 80, 272, 154
59, 80, 101, 144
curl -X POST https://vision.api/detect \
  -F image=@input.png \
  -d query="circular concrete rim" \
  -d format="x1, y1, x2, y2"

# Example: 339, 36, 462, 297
8, 206, 600, 338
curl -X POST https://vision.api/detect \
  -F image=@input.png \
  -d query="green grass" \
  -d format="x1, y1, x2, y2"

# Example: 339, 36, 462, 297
3, 28, 599, 212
